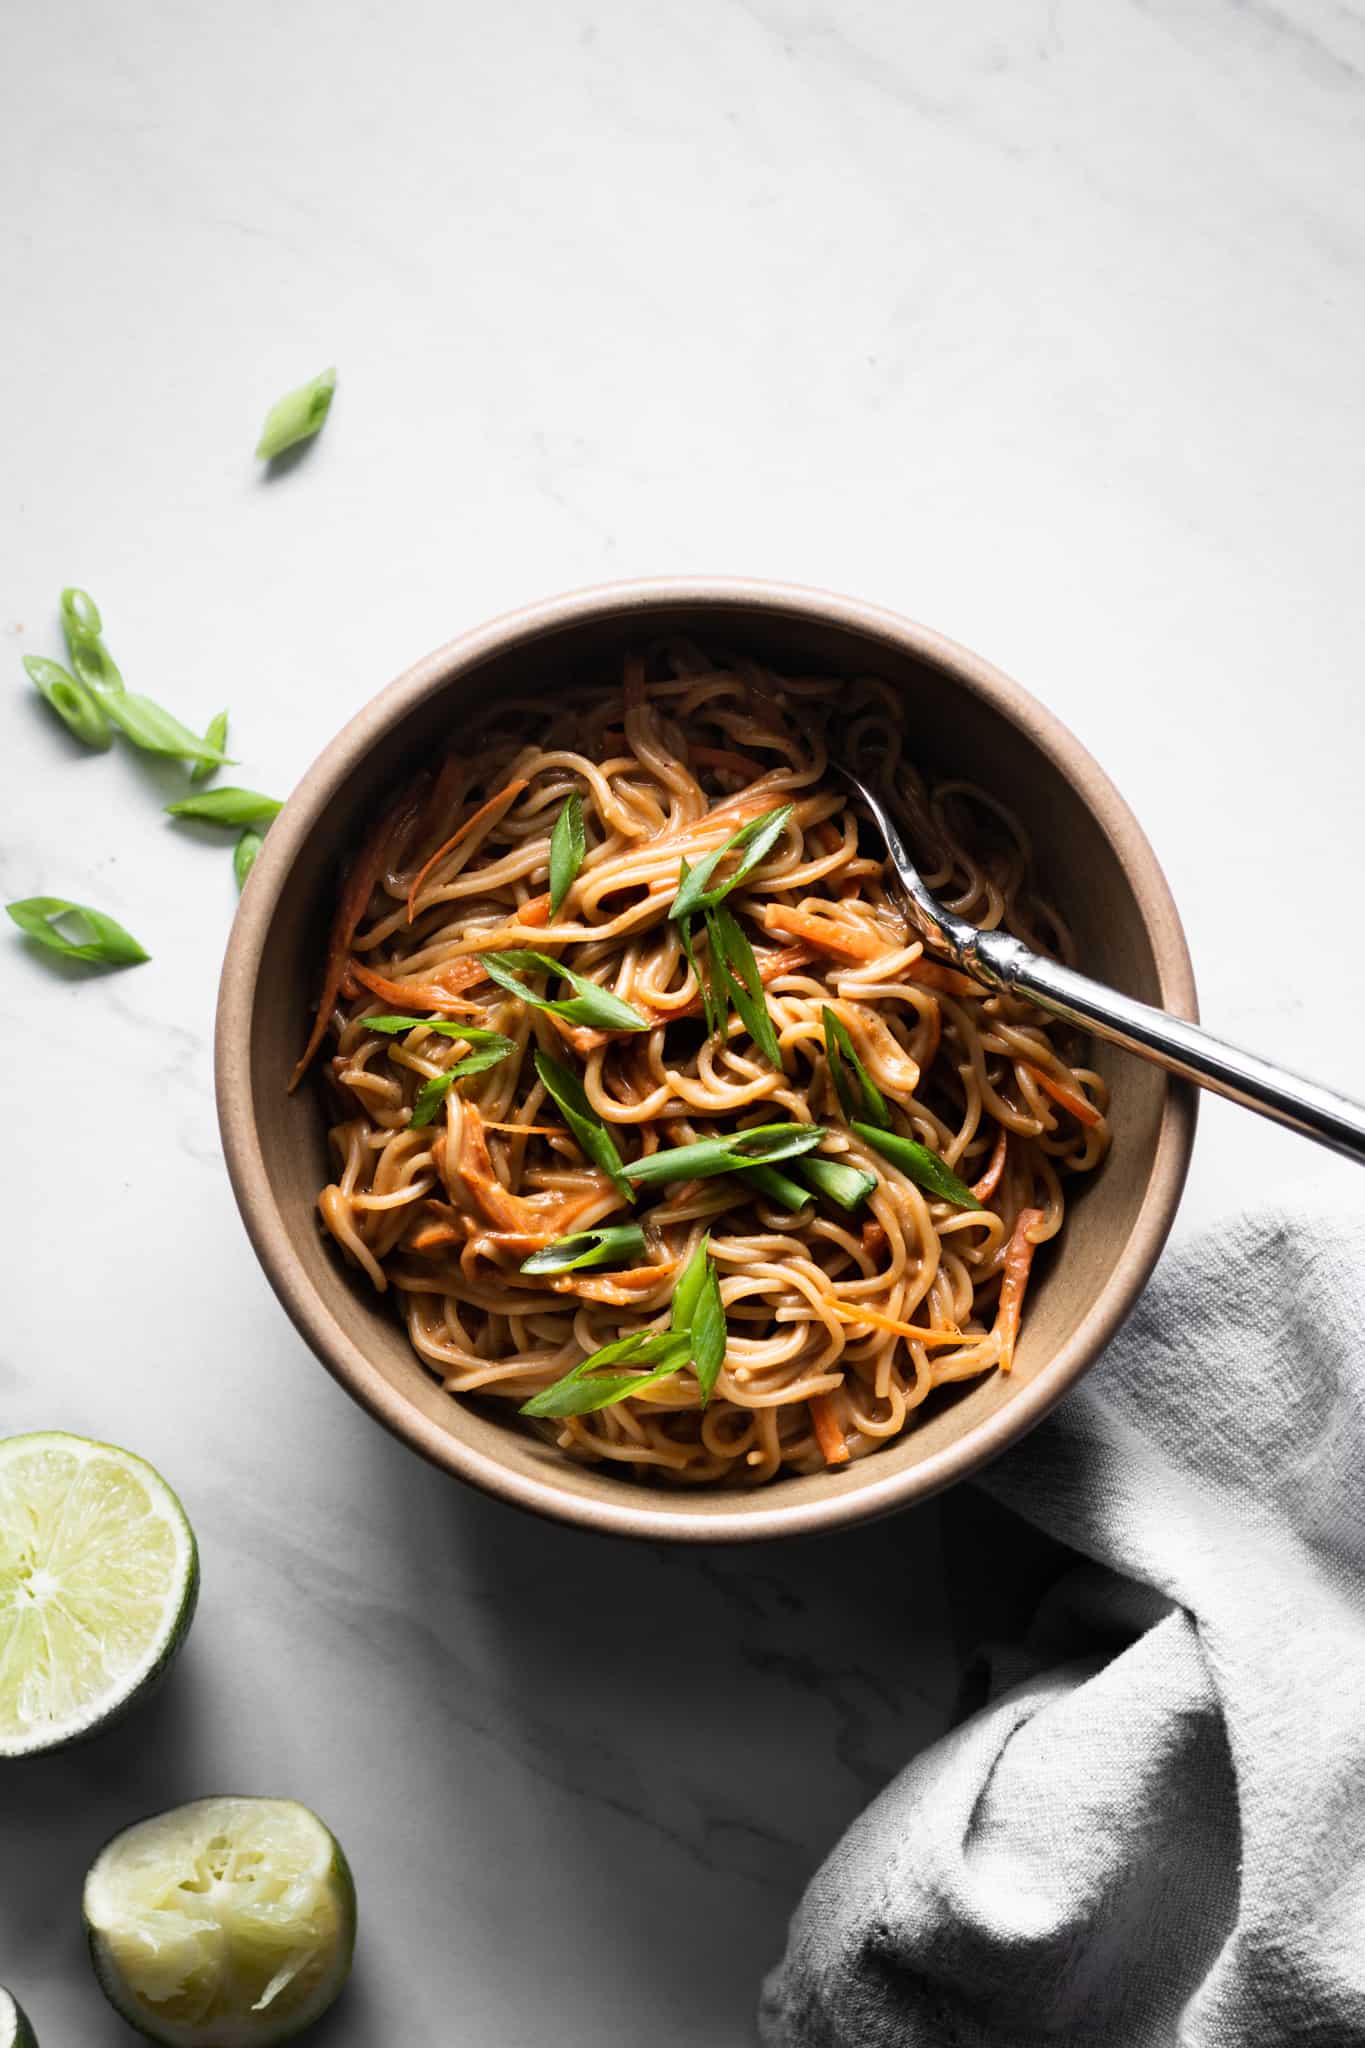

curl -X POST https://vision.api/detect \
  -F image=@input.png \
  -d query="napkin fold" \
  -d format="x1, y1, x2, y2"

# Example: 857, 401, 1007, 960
761, 1204, 1365, 2046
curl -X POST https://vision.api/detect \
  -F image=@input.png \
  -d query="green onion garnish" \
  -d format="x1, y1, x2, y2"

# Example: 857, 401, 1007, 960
795, 1156, 878, 1213
676, 876, 722, 1038
409, 1035, 518, 1128
705, 905, 782, 1067
851, 1122, 982, 1211
520, 1232, 727, 1415
191, 711, 229, 785
623, 1123, 825, 1188
668, 804, 792, 921
7, 896, 149, 968
60, 586, 124, 698
532, 1049, 633, 1199
101, 692, 237, 769
255, 367, 337, 461
823, 1006, 891, 1129
548, 791, 586, 919
520, 1225, 648, 1275
480, 949, 650, 1034
365, 1015, 512, 1042
24, 656, 111, 750
165, 787, 283, 826
234, 828, 263, 891
739, 1163, 813, 1210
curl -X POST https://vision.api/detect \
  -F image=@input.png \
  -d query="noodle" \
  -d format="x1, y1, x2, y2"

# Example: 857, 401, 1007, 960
303, 648, 1110, 1484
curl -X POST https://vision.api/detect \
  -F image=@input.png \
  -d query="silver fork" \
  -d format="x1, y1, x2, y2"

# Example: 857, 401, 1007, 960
829, 758, 1365, 1164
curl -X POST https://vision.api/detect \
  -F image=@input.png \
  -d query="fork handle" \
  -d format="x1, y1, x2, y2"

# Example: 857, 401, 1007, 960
965, 930, 1365, 1165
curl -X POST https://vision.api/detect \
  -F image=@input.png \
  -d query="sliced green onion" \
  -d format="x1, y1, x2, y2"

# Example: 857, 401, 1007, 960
676, 874, 722, 1039
410, 1036, 518, 1128
480, 949, 650, 1033
191, 710, 229, 784
548, 791, 586, 918
7, 896, 149, 967
234, 828, 263, 890
671, 1231, 712, 1334
669, 804, 793, 921
739, 1164, 813, 1211
851, 1121, 982, 1211
365, 1015, 513, 1043
24, 655, 111, 749
532, 1049, 633, 1199
690, 1249, 727, 1405
823, 1006, 891, 1129
102, 692, 237, 768
706, 906, 782, 1067
256, 367, 337, 460
520, 1225, 648, 1275
519, 1330, 692, 1418
165, 787, 282, 826
60, 587, 125, 697
623, 1123, 825, 1188
796, 1156, 878, 1213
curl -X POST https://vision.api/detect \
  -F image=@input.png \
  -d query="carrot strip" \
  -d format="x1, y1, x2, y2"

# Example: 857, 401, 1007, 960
692, 745, 765, 780
479, 1123, 561, 1137
350, 956, 487, 1016
517, 892, 552, 927
291, 775, 430, 1090
408, 1223, 462, 1252
826, 1301, 974, 1348
995, 1208, 1046, 1373
971, 1128, 1008, 1203
762, 903, 886, 961
407, 778, 529, 922
907, 957, 985, 998
550, 1265, 675, 1304
1024, 1064, 1102, 1128
809, 1393, 851, 1467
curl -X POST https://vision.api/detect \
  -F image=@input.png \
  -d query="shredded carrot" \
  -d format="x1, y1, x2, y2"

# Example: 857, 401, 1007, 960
517, 892, 552, 927
291, 774, 430, 1090
408, 1223, 462, 1252
407, 778, 529, 922
550, 1264, 674, 1304
826, 1300, 974, 1348
761, 903, 885, 961
479, 1123, 561, 1137
624, 651, 645, 711
907, 957, 984, 999
1024, 1064, 1102, 1128
809, 1393, 851, 1466
349, 956, 487, 1016
692, 745, 765, 780
995, 1208, 1046, 1372
861, 1221, 889, 1258
971, 1127, 1008, 1203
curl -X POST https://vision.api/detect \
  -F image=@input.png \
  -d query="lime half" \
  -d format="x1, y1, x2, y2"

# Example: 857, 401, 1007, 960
84, 1796, 356, 2046
0, 1431, 198, 1757
0, 1988, 38, 2048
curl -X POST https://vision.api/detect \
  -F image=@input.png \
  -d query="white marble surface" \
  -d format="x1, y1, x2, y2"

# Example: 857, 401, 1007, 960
4, 0, 1364, 2039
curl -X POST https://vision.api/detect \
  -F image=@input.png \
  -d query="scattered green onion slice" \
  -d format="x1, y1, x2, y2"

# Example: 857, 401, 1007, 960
519, 1330, 693, 1418
409, 1036, 518, 1128
480, 949, 650, 1033
234, 828, 263, 890
668, 804, 793, 921
60, 586, 125, 698
102, 693, 236, 768
24, 655, 110, 749
256, 367, 337, 460
671, 1230, 712, 1334
688, 1246, 727, 1405
365, 1015, 512, 1043
676, 875, 722, 1039
796, 1156, 878, 1213
739, 1163, 813, 1211
165, 787, 282, 826
548, 791, 586, 918
191, 711, 229, 784
6, 896, 149, 967
706, 906, 782, 1067
520, 1225, 648, 1275
623, 1123, 825, 1188
851, 1121, 982, 1211
60, 586, 102, 643
533, 1049, 633, 1199
823, 1006, 891, 1129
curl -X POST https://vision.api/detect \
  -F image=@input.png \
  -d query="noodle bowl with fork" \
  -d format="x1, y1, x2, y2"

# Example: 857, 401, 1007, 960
297, 646, 1110, 1484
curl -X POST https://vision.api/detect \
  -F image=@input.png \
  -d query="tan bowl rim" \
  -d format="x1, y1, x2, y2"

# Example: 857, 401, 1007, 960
215, 576, 1198, 1543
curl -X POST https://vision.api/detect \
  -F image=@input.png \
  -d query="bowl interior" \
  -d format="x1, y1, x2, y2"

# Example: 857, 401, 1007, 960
224, 590, 1193, 1539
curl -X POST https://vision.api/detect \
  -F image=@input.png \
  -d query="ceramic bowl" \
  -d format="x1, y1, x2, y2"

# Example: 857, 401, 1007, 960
215, 579, 1197, 1542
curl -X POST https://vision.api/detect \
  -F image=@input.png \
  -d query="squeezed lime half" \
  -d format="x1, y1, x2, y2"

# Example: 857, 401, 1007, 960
84, 1796, 357, 2046
0, 1431, 198, 1757
0, 1987, 38, 2047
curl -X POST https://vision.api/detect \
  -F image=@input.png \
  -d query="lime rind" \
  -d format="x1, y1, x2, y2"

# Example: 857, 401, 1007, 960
0, 1986, 38, 2047
84, 1796, 356, 2047
0, 1431, 198, 1759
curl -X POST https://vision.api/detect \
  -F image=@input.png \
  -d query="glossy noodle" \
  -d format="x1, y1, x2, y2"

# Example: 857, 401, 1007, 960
303, 649, 1110, 1484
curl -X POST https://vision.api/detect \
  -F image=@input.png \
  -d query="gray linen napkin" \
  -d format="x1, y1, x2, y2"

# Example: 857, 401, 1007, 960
760, 1204, 1365, 2046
